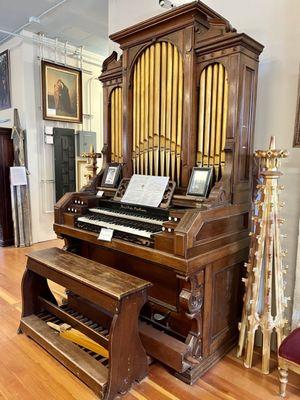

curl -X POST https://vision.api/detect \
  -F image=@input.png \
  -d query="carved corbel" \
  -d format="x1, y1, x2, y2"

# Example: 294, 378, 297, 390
178, 273, 204, 360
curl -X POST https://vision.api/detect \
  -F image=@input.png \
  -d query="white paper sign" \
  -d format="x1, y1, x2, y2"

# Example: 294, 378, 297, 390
121, 174, 169, 208
47, 108, 56, 116
45, 126, 53, 135
10, 166, 27, 186
97, 190, 104, 197
97, 228, 113, 242
45, 135, 54, 144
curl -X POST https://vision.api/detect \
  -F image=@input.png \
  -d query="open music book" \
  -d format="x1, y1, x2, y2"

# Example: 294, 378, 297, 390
121, 174, 169, 208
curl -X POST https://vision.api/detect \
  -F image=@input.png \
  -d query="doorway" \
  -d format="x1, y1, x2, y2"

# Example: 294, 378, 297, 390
0, 127, 14, 246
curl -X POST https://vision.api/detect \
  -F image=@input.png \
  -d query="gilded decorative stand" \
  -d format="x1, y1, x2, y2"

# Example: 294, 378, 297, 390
237, 136, 289, 374
82, 145, 102, 181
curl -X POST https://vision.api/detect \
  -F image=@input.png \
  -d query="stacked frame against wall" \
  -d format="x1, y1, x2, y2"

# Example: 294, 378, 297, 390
197, 63, 229, 181
110, 87, 123, 163
131, 42, 183, 185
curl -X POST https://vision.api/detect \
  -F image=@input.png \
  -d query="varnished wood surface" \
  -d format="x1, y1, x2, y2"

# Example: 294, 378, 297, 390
0, 240, 299, 399
27, 247, 152, 300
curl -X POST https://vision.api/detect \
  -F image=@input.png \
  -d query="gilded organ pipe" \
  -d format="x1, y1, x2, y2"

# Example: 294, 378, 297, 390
215, 65, 224, 179
197, 63, 229, 181
144, 48, 150, 174
221, 70, 229, 170
118, 87, 122, 163
153, 43, 161, 177
136, 60, 141, 174
110, 87, 123, 163
160, 42, 167, 176
165, 43, 173, 177
171, 46, 179, 181
203, 65, 212, 167
133, 68, 137, 173
131, 41, 183, 183
148, 45, 155, 176
111, 89, 115, 162
197, 68, 206, 166
176, 58, 183, 186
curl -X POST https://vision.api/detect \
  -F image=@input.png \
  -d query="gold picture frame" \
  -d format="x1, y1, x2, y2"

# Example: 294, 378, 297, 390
42, 60, 82, 123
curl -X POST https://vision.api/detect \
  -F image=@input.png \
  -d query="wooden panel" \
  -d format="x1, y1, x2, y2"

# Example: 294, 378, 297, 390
0, 128, 14, 246
195, 214, 248, 242
139, 322, 189, 373
82, 241, 180, 309
211, 260, 243, 341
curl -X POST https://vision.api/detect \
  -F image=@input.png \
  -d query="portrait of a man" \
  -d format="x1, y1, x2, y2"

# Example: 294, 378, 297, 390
42, 61, 82, 123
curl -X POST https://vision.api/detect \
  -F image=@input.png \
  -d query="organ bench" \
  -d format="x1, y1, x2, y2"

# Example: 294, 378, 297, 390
19, 247, 152, 400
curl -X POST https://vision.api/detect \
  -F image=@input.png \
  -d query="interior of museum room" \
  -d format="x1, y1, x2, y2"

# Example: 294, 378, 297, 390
0, 0, 299, 399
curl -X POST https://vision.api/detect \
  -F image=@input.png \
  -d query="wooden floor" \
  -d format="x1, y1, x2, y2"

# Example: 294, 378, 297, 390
0, 240, 299, 400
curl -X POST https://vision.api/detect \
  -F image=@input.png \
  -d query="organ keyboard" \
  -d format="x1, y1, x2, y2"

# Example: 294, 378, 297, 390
75, 201, 169, 244
54, 0, 264, 386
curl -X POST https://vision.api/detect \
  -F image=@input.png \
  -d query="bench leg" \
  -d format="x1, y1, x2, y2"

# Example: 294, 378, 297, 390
105, 291, 148, 400
278, 364, 288, 397
20, 267, 57, 323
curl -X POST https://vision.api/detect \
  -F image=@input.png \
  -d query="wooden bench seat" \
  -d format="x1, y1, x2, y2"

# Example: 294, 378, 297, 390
19, 247, 152, 400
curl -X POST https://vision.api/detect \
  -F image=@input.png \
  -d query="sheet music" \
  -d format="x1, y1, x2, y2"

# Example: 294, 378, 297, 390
121, 174, 169, 208
10, 166, 27, 186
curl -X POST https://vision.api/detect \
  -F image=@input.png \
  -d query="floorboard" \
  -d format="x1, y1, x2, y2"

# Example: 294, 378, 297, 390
0, 240, 299, 400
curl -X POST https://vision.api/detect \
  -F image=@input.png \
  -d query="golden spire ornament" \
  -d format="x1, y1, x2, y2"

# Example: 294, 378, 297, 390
237, 136, 289, 374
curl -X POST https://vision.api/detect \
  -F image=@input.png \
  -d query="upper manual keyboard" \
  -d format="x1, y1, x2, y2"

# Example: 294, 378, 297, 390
74, 200, 169, 246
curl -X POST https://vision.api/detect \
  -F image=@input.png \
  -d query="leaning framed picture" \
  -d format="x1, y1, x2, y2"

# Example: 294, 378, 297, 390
101, 163, 122, 188
41, 60, 82, 123
187, 166, 213, 197
0, 50, 11, 110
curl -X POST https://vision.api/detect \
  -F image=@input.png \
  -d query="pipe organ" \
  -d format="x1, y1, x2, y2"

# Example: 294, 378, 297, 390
54, 1, 264, 385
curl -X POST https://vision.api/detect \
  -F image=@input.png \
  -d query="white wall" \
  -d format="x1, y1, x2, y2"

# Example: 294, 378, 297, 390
108, 0, 300, 322
0, 32, 104, 243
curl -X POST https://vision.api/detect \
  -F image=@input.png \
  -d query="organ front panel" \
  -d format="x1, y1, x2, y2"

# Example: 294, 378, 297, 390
54, 1, 264, 384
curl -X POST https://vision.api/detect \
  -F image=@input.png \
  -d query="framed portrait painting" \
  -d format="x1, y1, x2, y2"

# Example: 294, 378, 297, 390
41, 60, 82, 123
0, 50, 11, 110
101, 163, 122, 188
187, 166, 213, 197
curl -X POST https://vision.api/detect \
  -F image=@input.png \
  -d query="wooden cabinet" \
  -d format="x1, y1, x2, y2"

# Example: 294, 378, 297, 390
0, 127, 14, 246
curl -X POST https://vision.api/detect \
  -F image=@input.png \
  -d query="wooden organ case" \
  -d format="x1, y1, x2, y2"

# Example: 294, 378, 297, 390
54, 1, 264, 384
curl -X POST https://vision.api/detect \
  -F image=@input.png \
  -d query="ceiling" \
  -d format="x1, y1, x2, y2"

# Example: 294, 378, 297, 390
0, 0, 109, 55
